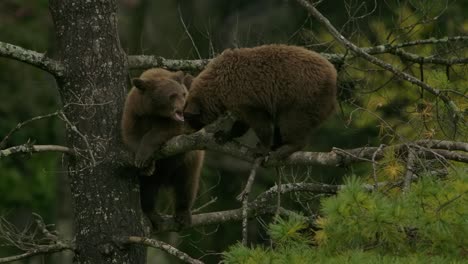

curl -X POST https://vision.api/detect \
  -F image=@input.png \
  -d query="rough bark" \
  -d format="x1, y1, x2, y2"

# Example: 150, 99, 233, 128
48, 1, 146, 264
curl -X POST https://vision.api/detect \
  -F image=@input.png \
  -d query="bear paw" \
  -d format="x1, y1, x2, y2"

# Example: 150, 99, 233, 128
174, 210, 192, 230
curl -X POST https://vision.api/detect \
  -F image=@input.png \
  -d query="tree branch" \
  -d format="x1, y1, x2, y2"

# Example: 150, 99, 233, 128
127, 55, 209, 71
0, 111, 61, 149
0, 215, 74, 264
0, 144, 74, 158
0, 41, 64, 76
127, 35, 468, 71
301, 1, 462, 115
238, 158, 263, 246
122, 236, 203, 264
146, 116, 468, 167
0, 243, 73, 264
153, 181, 342, 232
362, 36, 468, 65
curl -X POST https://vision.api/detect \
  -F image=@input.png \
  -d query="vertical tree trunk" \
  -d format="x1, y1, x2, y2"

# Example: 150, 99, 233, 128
49, 1, 146, 263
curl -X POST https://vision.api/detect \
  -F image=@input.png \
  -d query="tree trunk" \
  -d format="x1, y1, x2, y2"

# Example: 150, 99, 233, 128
48, 1, 146, 263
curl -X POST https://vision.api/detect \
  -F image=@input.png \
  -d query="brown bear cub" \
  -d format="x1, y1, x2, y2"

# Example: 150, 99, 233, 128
184, 44, 337, 159
121, 68, 204, 228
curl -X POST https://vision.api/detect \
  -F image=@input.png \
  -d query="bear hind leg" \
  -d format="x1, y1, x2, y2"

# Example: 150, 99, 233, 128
139, 175, 164, 228
172, 151, 203, 229
238, 109, 274, 154
272, 110, 313, 160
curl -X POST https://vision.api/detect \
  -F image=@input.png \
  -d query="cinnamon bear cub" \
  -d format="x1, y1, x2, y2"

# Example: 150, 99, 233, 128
184, 44, 337, 159
121, 68, 204, 227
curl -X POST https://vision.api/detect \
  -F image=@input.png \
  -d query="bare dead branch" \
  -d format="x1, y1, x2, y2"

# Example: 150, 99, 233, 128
0, 41, 64, 76
0, 111, 61, 149
238, 158, 263, 246
362, 36, 468, 65
0, 144, 74, 158
0, 243, 72, 264
122, 236, 203, 264
414, 140, 468, 152
295, 0, 460, 115
152, 181, 342, 233
0, 215, 74, 264
178, 5, 202, 60
369, 36, 468, 50
58, 112, 96, 166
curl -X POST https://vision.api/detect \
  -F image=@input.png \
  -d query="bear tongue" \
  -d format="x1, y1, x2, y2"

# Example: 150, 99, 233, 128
173, 111, 185, 122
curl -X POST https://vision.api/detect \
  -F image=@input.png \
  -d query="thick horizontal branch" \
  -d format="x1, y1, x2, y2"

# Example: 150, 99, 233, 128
128, 35, 468, 71
147, 116, 468, 168
295, 0, 459, 114
0, 242, 72, 264
0, 41, 64, 76
122, 236, 203, 264
127, 55, 210, 71
0, 144, 74, 158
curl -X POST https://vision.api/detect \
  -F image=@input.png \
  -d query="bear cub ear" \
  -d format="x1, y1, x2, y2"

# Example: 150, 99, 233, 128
172, 71, 185, 84
183, 74, 194, 90
132, 78, 150, 91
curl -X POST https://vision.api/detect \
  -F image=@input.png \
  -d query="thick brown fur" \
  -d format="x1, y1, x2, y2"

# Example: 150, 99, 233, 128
121, 68, 204, 228
184, 44, 337, 159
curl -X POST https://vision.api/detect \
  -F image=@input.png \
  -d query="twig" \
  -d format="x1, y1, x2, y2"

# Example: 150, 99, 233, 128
192, 197, 218, 213
0, 144, 74, 158
0, 214, 74, 264
58, 111, 96, 166
237, 157, 263, 246
0, 111, 61, 149
0, 41, 64, 76
295, 0, 460, 116
178, 5, 202, 60
123, 236, 203, 264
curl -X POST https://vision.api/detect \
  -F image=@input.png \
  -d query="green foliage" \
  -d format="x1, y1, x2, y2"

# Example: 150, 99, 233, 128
317, 173, 467, 256
223, 172, 467, 263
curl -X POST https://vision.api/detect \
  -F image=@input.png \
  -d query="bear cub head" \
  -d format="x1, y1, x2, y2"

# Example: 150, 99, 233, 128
132, 68, 193, 121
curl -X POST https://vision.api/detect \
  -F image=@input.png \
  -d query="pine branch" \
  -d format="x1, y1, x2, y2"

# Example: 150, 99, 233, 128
0, 41, 64, 76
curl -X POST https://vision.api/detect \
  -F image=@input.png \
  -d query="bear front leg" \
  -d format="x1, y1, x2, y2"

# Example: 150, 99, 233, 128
134, 128, 173, 169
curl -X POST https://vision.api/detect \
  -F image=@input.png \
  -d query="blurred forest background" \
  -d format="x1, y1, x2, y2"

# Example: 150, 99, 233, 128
0, 0, 466, 263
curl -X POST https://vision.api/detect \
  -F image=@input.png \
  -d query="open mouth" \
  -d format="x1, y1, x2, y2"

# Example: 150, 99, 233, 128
173, 110, 184, 122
